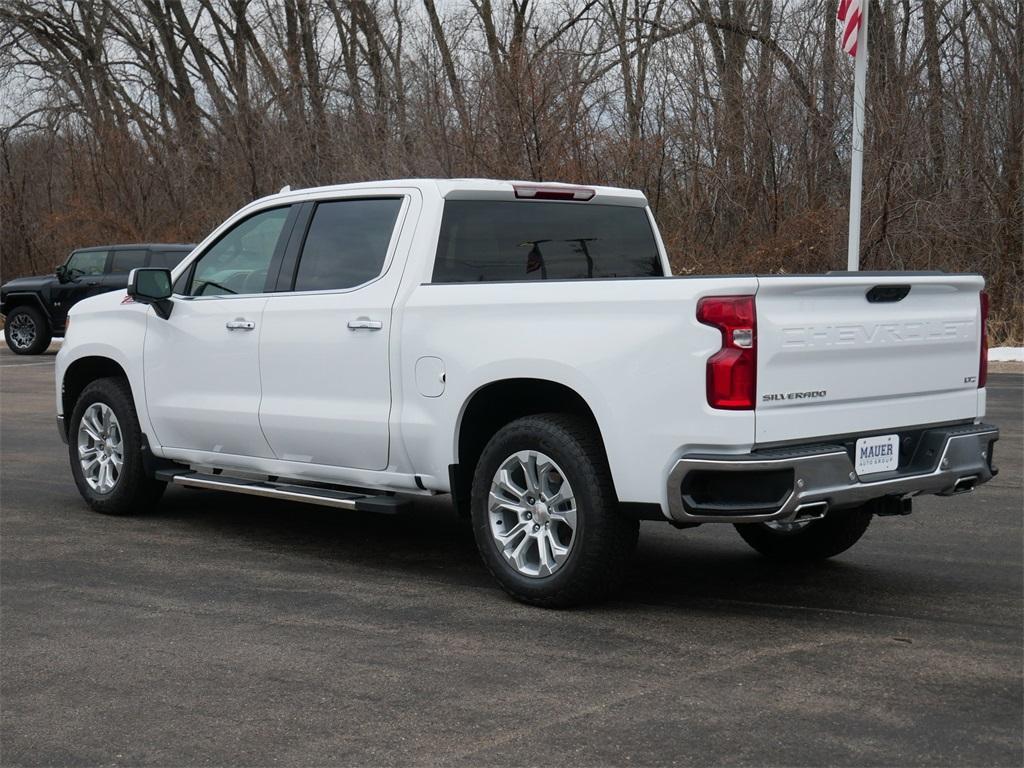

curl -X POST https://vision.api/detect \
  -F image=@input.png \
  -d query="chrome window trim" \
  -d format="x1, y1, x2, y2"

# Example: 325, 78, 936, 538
172, 190, 413, 301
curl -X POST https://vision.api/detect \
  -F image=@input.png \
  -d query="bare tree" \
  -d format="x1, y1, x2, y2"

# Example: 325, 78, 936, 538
0, 0, 1019, 341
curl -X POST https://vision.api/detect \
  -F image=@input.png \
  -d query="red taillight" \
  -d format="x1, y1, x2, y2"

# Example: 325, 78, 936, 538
513, 184, 595, 201
979, 291, 989, 388
697, 296, 757, 409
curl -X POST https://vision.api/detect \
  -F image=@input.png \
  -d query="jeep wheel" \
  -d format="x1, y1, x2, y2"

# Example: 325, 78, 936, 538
4, 305, 51, 355
470, 414, 638, 608
734, 505, 874, 561
69, 377, 165, 515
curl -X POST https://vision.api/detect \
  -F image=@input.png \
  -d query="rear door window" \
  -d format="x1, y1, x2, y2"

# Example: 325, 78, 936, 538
292, 198, 403, 292
109, 249, 148, 273
151, 250, 191, 268
432, 201, 664, 283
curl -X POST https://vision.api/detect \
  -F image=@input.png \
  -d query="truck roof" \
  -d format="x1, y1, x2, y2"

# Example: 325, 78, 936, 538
253, 179, 648, 209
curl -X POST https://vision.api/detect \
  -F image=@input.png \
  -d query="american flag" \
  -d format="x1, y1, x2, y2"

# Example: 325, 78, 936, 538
837, 0, 862, 57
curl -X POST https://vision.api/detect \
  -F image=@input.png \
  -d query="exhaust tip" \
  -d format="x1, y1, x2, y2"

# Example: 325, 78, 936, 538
951, 476, 978, 494
793, 501, 829, 522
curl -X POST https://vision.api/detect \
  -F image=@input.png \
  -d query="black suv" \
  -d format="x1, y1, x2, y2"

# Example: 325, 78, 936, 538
1, 243, 194, 354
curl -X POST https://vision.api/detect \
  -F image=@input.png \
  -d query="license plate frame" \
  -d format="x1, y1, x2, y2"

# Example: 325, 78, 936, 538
855, 434, 900, 476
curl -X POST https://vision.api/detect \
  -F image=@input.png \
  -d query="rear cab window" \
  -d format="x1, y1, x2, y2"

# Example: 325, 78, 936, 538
432, 201, 664, 283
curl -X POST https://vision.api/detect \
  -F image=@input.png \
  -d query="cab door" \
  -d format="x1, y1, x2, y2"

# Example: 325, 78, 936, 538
52, 249, 110, 329
143, 205, 298, 459
258, 193, 415, 470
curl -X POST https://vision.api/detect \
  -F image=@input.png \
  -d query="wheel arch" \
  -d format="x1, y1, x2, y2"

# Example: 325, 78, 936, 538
3, 293, 51, 327
450, 378, 613, 513
60, 356, 130, 438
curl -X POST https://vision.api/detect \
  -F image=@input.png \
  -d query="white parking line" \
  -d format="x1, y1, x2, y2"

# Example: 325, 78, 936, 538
0, 361, 56, 368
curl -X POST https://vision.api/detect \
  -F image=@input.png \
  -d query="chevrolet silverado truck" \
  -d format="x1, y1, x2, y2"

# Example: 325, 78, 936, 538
2, 243, 194, 354
54, 179, 999, 606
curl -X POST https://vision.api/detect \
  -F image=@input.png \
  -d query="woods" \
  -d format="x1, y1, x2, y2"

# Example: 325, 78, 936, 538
0, 0, 1020, 341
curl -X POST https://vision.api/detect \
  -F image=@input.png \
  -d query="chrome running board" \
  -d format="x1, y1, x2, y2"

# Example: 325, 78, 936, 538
155, 470, 408, 514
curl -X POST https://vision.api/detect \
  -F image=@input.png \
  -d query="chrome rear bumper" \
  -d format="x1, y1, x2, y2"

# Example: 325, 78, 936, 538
667, 423, 999, 524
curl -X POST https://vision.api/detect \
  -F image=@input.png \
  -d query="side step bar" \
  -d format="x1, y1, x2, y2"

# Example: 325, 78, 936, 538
155, 470, 409, 514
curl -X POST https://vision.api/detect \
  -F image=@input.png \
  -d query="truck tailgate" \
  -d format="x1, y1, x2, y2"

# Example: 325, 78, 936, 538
755, 274, 984, 444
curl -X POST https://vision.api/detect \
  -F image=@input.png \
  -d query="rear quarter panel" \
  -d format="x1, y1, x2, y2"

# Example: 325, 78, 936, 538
396, 277, 759, 510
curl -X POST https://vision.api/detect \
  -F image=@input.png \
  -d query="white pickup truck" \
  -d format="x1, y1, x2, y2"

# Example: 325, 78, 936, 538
56, 179, 999, 606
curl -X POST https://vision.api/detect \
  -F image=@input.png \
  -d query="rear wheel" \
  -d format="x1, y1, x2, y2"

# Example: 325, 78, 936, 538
734, 505, 874, 561
4, 305, 51, 355
470, 414, 638, 608
68, 377, 165, 515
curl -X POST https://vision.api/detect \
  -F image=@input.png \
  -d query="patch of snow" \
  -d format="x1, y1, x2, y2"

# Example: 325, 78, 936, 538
989, 346, 1024, 362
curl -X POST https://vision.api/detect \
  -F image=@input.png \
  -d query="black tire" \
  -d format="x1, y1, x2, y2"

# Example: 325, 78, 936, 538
734, 505, 874, 561
68, 377, 165, 515
4, 304, 52, 355
470, 414, 638, 608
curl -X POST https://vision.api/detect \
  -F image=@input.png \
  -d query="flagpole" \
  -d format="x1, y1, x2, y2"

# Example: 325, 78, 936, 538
846, 0, 869, 271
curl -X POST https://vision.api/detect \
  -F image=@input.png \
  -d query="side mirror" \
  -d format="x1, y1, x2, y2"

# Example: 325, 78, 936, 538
55, 264, 69, 283
128, 268, 174, 319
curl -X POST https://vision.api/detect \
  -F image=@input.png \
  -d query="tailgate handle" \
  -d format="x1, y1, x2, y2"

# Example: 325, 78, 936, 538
866, 284, 911, 303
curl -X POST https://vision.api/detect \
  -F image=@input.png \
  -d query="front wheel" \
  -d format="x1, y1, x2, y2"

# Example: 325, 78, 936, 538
68, 377, 165, 515
470, 414, 638, 608
734, 505, 874, 561
4, 305, 52, 355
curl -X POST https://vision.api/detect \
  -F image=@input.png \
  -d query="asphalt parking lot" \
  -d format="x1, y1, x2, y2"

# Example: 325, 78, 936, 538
1, 346, 1021, 767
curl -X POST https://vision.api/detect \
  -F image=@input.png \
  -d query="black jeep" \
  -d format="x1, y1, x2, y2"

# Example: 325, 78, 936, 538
1, 243, 194, 354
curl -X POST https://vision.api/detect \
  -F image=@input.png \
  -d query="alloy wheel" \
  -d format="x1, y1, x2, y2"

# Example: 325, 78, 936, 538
77, 403, 124, 494
488, 450, 578, 578
8, 313, 36, 350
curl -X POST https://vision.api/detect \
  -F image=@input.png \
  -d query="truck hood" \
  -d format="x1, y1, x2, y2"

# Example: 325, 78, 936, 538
1, 274, 55, 294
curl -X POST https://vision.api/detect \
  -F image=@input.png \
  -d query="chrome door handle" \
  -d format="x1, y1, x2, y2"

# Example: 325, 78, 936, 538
347, 318, 383, 331
226, 319, 256, 331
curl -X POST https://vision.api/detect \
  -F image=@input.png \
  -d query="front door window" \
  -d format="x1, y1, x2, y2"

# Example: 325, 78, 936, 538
65, 251, 107, 278
188, 207, 291, 296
